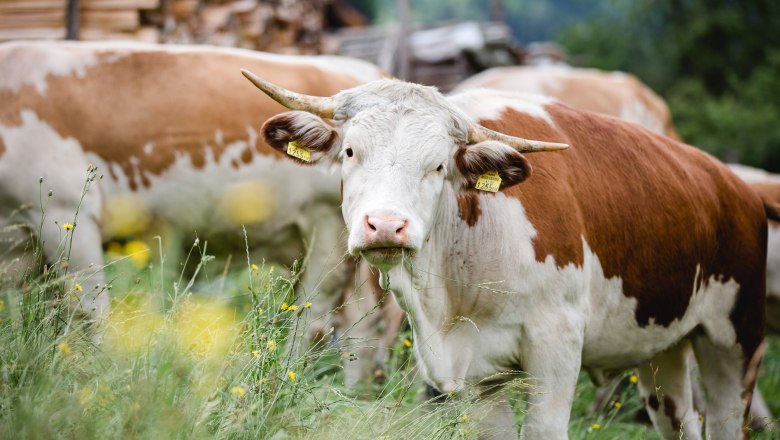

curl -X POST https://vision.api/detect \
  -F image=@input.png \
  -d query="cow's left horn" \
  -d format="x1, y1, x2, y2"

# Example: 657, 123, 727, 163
241, 69, 335, 119
468, 124, 569, 153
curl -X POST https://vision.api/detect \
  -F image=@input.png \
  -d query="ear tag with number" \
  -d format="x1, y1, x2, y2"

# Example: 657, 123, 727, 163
287, 141, 311, 162
475, 170, 501, 192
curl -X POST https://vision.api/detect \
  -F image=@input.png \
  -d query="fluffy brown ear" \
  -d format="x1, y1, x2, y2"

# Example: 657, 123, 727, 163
261, 111, 340, 164
455, 141, 532, 190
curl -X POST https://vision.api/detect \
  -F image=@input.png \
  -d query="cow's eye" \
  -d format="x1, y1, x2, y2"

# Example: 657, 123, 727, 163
436, 164, 444, 172
346, 148, 354, 158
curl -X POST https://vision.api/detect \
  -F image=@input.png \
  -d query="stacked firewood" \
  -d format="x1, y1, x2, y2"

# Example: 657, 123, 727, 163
0, 0, 161, 42
161, 0, 338, 54
0, 0, 358, 55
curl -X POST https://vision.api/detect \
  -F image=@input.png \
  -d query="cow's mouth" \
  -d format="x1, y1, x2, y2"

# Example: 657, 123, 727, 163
359, 246, 412, 268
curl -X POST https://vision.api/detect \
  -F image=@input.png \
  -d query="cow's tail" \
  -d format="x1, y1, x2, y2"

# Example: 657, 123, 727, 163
764, 198, 780, 222
745, 181, 780, 222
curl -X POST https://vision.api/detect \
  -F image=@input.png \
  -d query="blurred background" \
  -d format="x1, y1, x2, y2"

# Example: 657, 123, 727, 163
1, 0, 778, 170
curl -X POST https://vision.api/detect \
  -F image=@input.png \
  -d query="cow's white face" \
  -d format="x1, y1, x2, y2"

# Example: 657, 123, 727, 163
338, 107, 456, 268
252, 78, 563, 271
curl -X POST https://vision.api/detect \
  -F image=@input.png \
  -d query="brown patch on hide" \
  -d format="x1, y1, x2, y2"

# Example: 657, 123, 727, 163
662, 396, 681, 430
0, 44, 371, 187
241, 146, 253, 164
456, 191, 481, 226
475, 103, 766, 365
647, 395, 660, 411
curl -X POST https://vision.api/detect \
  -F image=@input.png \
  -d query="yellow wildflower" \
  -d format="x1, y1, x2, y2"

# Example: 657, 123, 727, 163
58, 342, 71, 354
629, 374, 638, 384
267, 340, 276, 351
124, 240, 150, 268
63, 223, 73, 231
74, 284, 83, 292
613, 401, 622, 409
287, 371, 296, 382
261, 377, 267, 384
251, 263, 259, 271
591, 423, 601, 430
404, 339, 412, 348
252, 350, 261, 358
0, 299, 5, 312
288, 304, 298, 312
305, 302, 312, 308
461, 415, 469, 422
280, 303, 288, 311
230, 386, 246, 397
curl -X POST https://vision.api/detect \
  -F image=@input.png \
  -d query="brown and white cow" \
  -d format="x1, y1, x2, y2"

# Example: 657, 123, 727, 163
244, 73, 770, 439
455, 67, 779, 428
453, 65, 680, 139
0, 41, 392, 378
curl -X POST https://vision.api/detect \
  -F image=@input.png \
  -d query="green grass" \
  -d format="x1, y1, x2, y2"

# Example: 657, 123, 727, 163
0, 200, 778, 439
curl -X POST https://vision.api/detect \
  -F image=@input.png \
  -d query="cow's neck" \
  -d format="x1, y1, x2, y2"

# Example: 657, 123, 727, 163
387, 184, 535, 329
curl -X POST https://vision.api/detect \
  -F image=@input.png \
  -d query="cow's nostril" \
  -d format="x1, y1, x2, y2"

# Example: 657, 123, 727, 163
395, 226, 404, 234
369, 223, 377, 231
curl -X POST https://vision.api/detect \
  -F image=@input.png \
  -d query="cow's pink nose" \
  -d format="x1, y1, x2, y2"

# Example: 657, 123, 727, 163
364, 215, 408, 244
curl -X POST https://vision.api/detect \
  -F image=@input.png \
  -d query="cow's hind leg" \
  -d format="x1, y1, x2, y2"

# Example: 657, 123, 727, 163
636, 342, 702, 439
691, 334, 761, 439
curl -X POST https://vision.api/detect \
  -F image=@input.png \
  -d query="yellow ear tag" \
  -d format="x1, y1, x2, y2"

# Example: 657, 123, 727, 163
475, 170, 501, 192
287, 141, 311, 162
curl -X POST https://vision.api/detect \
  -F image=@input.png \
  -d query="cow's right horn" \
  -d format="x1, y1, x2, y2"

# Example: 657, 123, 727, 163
468, 124, 569, 153
241, 69, 335, 119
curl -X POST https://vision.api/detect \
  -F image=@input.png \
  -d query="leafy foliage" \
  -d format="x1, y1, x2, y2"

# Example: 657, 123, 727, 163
557, 0, 780, 170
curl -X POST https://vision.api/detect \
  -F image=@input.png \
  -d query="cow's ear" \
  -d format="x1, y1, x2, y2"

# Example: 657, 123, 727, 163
455, 141, 532, 190
261, 111, 340, 164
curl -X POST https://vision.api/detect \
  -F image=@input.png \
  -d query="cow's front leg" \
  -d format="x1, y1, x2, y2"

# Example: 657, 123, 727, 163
519, 322, 583, 439
296, 202, 352, 345
469, 389, 518, 440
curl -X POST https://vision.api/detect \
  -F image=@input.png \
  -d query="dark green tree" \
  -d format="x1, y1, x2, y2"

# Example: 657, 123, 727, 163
557, 0, 780, 170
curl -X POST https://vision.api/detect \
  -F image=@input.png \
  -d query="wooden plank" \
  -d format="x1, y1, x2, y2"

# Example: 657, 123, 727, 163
0, 0, 158, 12
0, 1, 66, 13
80, 25, 158, 42
81, 10, 139, 31
0, 27, 65, 40
0, 11, 65, 29
82, 0, 159, 10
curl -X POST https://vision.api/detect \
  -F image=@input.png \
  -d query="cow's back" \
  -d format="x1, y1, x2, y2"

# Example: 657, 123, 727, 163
454, 65, 679, 139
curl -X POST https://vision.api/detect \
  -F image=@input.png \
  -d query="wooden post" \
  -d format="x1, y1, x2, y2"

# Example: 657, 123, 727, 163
65, 0, 80, 40
490, 0, 504, 22
397, 0, 410, 80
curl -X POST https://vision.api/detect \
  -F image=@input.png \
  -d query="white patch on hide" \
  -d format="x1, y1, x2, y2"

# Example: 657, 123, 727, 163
447, 88, 556, 127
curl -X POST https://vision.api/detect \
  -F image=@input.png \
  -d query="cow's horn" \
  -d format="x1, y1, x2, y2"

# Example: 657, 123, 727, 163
241, 69, 335, 119
467, 124, 569, 153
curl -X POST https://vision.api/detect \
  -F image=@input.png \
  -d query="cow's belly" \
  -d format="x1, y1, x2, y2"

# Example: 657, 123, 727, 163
396, 232, 742, 392
581, 263, 740, 369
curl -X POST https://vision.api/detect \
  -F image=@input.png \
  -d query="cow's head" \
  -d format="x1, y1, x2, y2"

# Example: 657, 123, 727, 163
243, 70, 567, 270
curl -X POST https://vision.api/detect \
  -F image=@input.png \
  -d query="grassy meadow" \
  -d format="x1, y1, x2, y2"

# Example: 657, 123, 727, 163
0, 204, 778, 439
